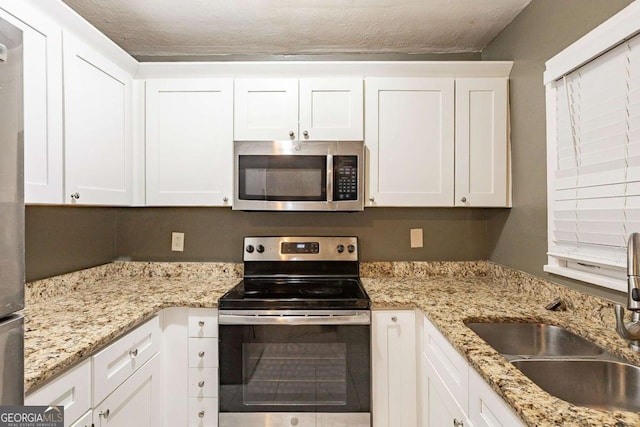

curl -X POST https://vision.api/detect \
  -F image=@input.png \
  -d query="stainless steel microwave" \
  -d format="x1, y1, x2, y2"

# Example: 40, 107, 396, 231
233, 140, 364, 211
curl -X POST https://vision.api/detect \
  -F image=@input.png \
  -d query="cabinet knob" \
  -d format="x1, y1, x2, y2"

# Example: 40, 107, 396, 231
198, 410, 205, 419
453, 419, 464, 427
199, 351, 205, 357
198, 380, 205, 388
290, 416, 299, 426
461, 197, 467, 203
303, 130, 309, 138
70, 192, 80, 200
223, 196, 229, 203
369, 197, 375, 203
289, 131, 295, 138
198, 320, 205, 327
99, 409, 110, 418
391, 316, 398, 322
129, 348, 138, 357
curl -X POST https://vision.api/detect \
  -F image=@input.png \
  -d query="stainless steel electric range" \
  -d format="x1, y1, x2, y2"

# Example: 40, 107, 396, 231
218, 236, 371, 427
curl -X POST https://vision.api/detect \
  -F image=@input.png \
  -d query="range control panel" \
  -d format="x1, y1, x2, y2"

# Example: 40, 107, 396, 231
243, 236, 358, 261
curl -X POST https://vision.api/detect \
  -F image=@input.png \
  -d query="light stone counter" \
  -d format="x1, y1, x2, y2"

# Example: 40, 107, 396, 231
24, 261, 640, 426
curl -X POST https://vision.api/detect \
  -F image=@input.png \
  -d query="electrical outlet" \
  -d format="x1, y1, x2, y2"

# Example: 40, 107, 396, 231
410, 228, 423, 248
171, 232, 185, 252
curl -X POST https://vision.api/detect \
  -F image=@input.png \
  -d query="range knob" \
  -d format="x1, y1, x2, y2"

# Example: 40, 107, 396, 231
256, 244, 265, 253
336, 244, 345, 253
245, 245, 255, 253
347, 244, 356, 253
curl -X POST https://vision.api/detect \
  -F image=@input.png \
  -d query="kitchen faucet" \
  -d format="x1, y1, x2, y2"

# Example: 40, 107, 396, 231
615, 232, 640, 352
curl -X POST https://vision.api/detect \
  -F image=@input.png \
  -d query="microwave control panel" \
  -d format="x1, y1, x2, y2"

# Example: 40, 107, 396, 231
334, 156, 358, 201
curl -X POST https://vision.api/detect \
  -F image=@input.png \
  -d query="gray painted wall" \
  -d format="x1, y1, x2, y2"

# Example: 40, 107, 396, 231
482, 0, 633, 302
115, 207, 489, 263
25, 206, 117, 281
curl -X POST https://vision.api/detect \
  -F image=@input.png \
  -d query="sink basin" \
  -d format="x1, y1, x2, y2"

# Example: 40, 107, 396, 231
512, 359, 640, 412
465, 322, 605, 356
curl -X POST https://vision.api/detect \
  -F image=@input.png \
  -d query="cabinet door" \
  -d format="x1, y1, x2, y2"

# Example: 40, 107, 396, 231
425, 373, 469, 427
299, 78, 363, 140
69, 410, 92, 427
63, 32, 133, 205
146, 79, 233, 206
455, 78, 510, 207
365, 78, 455, 206
468, 368, 524, 427
94, 354, 161, 427
234, 78, 298, 140
372, 310, 417, 427
0, 6, 64, 204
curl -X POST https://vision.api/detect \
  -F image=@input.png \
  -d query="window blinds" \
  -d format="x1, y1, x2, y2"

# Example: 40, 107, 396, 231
549, 34, 640, 273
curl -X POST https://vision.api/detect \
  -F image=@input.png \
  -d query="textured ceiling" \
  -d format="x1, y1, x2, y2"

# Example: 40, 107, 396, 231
62, 0, 531, 59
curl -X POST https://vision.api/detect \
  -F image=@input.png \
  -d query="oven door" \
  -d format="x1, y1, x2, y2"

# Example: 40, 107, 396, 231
218, 310, 371, 426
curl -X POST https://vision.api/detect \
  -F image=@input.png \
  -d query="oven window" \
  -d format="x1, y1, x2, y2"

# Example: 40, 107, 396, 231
219, 324, 370, 413
238, 155, 327, 201
243, 343, 346, 406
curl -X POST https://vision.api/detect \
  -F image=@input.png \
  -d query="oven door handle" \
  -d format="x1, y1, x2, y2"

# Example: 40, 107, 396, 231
218, 312, 370, 325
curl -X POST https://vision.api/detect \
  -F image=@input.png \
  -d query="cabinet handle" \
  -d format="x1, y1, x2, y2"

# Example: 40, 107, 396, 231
289, 131, 295, 138
198, 380, 205, 388
198, 410, 205, 418
129, 348, 138, 357
199, 351, 205, 357
453, 419, 464, 427
70, 192, 80, 200
198, 320, 205, 327
223, 196, 229, 203
303, 130, 309, 138
391, 316, 398, 322
99, 409, 110, 418
461, 197, 467, 203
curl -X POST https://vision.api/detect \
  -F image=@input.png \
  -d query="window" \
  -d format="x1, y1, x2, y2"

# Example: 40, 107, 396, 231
545, 2, 640, 291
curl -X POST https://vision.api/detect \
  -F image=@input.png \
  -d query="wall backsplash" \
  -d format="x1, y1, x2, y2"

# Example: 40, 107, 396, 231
25, 205, 492, 282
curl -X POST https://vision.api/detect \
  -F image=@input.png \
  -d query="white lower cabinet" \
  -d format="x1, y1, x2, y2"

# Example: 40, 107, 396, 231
420, 314, 524, 427
372, 310, 417, 427
93, 354, 161, 427
69, 410, 92, 427
25, 359, 92, 427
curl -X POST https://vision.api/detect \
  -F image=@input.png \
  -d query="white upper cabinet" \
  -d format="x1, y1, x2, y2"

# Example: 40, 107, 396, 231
63, 32, 133, 205
234, 78, 363, 141
365, 78, 455, 206
0, 5, 64, 204
298, 78, 363, 140
145, 79, 233, 206
455, 78, 510, 207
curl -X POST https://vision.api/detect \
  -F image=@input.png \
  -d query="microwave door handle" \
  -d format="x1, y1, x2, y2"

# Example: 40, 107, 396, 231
326, 155, 333, 202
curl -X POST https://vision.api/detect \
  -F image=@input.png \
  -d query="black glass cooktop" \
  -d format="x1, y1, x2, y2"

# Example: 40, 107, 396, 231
218, 278, 370, 310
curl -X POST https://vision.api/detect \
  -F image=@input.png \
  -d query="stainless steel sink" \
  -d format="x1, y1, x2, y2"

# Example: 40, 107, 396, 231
465, 322, 605, 356
511, 359, 640, 412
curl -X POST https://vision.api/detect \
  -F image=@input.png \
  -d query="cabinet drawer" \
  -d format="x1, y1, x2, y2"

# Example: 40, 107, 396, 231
93, 316, 160, 404
25, 359, 92, 427
188, 367, 218, 397
188, 338, 218, 368
423, 317, 469, 412
188, 309, 218, 337
189, 397, 218, 427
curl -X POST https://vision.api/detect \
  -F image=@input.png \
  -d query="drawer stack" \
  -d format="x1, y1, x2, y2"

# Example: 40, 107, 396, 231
188, 308, 219, 427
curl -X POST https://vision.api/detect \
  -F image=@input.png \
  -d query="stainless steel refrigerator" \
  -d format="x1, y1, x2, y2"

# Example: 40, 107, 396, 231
0, 16, 24, 405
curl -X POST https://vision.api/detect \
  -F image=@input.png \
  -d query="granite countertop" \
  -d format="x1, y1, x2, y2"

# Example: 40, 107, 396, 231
25, 261, 640, 426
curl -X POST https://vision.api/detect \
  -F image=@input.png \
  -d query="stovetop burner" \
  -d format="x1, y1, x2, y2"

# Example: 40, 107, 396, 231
218, 237, 370, 311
